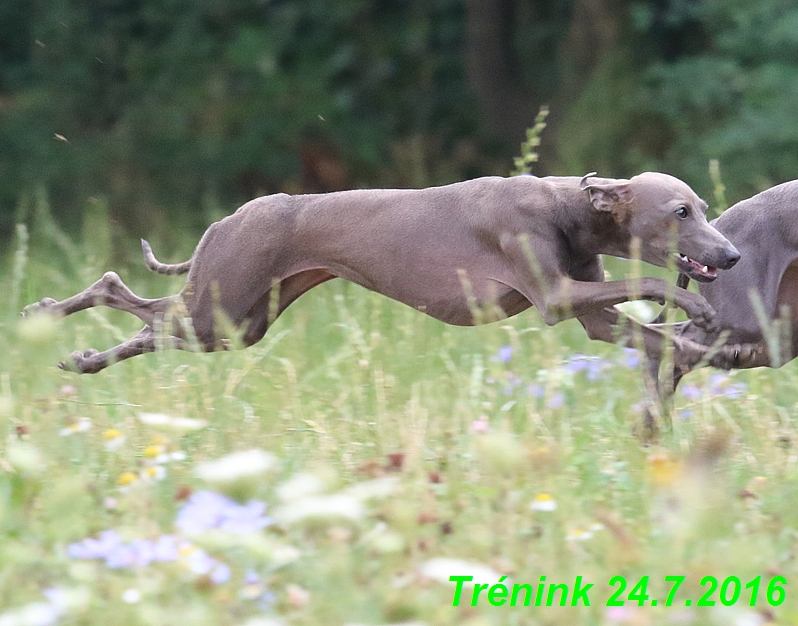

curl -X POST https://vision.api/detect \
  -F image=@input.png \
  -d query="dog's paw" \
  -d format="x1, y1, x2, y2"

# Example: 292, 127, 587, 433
679, 293, 717, 332
21, 297, 58, 318
632, 406, 661, 444
711, 344, 759, 370
58, 352, 84, 373
58, 349, 100, 374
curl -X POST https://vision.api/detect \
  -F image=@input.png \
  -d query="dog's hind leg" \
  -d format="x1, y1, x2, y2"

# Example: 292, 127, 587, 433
61, 325, 189, 374
22, 271, 175, 328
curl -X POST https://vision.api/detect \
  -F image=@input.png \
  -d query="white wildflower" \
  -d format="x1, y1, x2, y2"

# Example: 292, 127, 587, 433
6, 442, 47, 476
565, 528, 593, 542
345, 623, 428, 626
530, 493, 557, 512
271, 544, 302, 566
138, 412, 208, 432
42, 587, 90, 613
418, 558, 503, 585
237, 619, 287, 626
343, 476, 400, 501
273, 494, 364, 524
121, 589, 142, 604
0, 602, 59, 626
195, 449, 276, 484
58, 417, 91, 437
155, 450, 187, 464
103, 428, 125, 451
710, 607, 767, 626
615, 300, 656, 323
140, 465, 166, 482
276, 473, 325, 502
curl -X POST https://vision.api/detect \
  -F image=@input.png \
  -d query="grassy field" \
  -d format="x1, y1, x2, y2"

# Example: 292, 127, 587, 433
2, 197, 798, 626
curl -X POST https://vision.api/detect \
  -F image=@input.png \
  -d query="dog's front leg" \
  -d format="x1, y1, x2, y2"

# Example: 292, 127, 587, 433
578, 308, 707, 395
499, 233, 717, 330
540, 277, 717, 331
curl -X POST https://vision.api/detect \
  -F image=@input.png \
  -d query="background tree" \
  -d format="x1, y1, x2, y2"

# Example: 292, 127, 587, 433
1, 0, 797, 246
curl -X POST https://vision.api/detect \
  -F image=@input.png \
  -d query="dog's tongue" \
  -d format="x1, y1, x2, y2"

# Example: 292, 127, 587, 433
686, 256, 717, 278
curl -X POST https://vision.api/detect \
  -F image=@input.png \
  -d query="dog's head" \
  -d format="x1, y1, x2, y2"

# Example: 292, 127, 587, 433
580, 172, 740, 282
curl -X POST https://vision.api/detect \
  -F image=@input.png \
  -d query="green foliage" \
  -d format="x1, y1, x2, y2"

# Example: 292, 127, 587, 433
512, 105, 549, 176
636, 0, 798, 199
0, 0, 476, 237
708, 159, 727, 217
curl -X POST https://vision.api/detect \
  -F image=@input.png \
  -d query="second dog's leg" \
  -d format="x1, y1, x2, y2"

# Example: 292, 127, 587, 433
23, 272, 174, 328
578, 307, 708, 436
61, 326, 189, 374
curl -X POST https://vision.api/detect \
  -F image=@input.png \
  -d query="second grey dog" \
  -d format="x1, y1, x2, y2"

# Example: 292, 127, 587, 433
24, 173, 741, 374
656, 180, 798, 396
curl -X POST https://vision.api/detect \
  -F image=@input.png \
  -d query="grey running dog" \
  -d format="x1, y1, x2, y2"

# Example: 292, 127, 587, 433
652, 179, 798, 402
23, 173, 740, 374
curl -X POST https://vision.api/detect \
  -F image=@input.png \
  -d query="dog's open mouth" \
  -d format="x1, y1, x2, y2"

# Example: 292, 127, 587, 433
675, 253, 718, 283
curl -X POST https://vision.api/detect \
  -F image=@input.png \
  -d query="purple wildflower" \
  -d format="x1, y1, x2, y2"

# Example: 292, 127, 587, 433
547, 391, 565, 409
587, 360, 605, 381
723, 383, 746, 398
259, 591, 277, 609
564, 355, 589, 373
211, 563, 232, 584
68, 531, 181, 569
68, 529, 122, 560
710, 373, 728, 389
185, 548, 215, 575
622, 348, 640, 369
218, 501, 270, 534
527, 383, 545, 398
680, 385, 702, 400
175, 490, 272, 536
563, 355, 610, 380
709, 373, 747, 398
130, 539, 158, 566
241, 572, 277, 608
106, 543, 137, 569
497, 346, 513, 363
41, 589, 66, 607
152, 535, 179, 562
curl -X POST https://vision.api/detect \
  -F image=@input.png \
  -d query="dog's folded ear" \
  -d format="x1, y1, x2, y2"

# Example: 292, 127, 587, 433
580, 173, 633, 212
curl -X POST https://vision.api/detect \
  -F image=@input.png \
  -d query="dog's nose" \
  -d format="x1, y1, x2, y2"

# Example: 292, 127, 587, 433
724, 247, 741, 268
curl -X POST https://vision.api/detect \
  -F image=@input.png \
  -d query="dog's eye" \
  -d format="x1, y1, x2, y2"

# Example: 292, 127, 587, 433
676, 206, 689, 219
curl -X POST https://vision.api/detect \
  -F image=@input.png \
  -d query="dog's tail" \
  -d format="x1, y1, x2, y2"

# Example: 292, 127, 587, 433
141, 239, 192, 275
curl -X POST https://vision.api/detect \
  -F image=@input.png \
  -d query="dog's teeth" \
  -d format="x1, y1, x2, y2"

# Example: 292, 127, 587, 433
703, 266, 709, 273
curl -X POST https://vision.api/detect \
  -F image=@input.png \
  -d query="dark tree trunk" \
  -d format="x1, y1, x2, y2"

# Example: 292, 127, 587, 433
465, 0, 629, 171
465, 0, 540, 149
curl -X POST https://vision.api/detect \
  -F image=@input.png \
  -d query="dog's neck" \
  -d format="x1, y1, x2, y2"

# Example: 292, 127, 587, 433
557, 182, 635, 261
